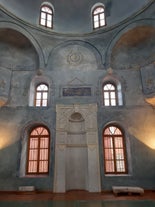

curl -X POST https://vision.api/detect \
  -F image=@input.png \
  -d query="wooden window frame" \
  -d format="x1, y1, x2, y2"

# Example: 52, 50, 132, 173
103, 125, 128, 174
26, 126, 50, 175
103, 82, 118, 106
34, 83, 49, 107
93, 6, 106, 30
39, 5, 53, 29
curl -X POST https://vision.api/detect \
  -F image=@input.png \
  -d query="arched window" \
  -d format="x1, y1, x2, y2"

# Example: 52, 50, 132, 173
40, 5, 53, 28
103, 125, 127, 174
35, 83, 49, 107
93, 6, 105, 29
103, 83, 117, 106
27, 126, 50, 175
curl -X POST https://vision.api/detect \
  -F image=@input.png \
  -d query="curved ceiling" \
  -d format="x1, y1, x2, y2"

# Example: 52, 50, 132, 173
111, 26, 155, 70
0, 0, 151, 34
0, 29, 39, 70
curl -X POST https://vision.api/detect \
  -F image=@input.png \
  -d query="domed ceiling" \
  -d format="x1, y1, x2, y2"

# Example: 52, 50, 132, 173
0, 0, 151, 34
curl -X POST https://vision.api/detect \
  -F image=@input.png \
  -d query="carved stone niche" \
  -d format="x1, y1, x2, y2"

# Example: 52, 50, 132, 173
54, 103, 101, 193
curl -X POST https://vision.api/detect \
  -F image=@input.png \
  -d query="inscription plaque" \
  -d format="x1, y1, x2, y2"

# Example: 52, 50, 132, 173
63, 87, 91, 96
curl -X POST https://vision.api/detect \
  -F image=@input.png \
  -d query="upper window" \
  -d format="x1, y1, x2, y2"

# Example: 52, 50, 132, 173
27, 126, 50, 175
93, 6, 106, 29
35, 84, 49, 107
40, 5, 53, 28
103, 125, 128, 174
103, 83, 117, 106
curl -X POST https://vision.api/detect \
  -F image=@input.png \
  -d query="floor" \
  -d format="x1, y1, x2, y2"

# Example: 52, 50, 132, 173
0, 190, 155, 201
0, 191, 155, 207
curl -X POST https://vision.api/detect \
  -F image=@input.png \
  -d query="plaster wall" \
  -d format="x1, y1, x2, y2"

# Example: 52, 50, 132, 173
0, 2, 154, 191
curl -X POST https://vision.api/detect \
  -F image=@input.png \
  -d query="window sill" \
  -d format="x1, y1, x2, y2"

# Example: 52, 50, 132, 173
21, 174, 49, 178
105, 174, 131, 177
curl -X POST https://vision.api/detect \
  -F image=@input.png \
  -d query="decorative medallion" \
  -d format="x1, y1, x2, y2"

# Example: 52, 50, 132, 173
67, 49, 83, 66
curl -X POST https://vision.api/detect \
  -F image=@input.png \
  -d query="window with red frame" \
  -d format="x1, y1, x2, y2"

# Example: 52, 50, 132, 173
27, 126, 50, 174
103, 125, 127, 174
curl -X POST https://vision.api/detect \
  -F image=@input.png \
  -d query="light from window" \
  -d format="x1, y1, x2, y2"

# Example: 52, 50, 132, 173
103, 83, 117, 106
27, 126, 50, 174
40, 6, 53, 28
93, 6, 105, 29
103, 125, 127, 174
35, 84, 48, 107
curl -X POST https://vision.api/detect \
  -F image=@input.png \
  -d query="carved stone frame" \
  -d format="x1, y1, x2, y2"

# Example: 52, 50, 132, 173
54, 103, 101, 192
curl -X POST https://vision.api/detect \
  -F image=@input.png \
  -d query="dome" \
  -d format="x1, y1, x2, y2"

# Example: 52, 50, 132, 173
0, 0, 151, 34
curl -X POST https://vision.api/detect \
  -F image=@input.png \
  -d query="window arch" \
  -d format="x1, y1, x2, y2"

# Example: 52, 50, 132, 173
102, 82, 123, 106
40, 5, 53, 28
103, 82, 117, 106
103, 125, 128, 174
27, 126, 50, 175
92, 5, 106, 29
35, 83, 49, 107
